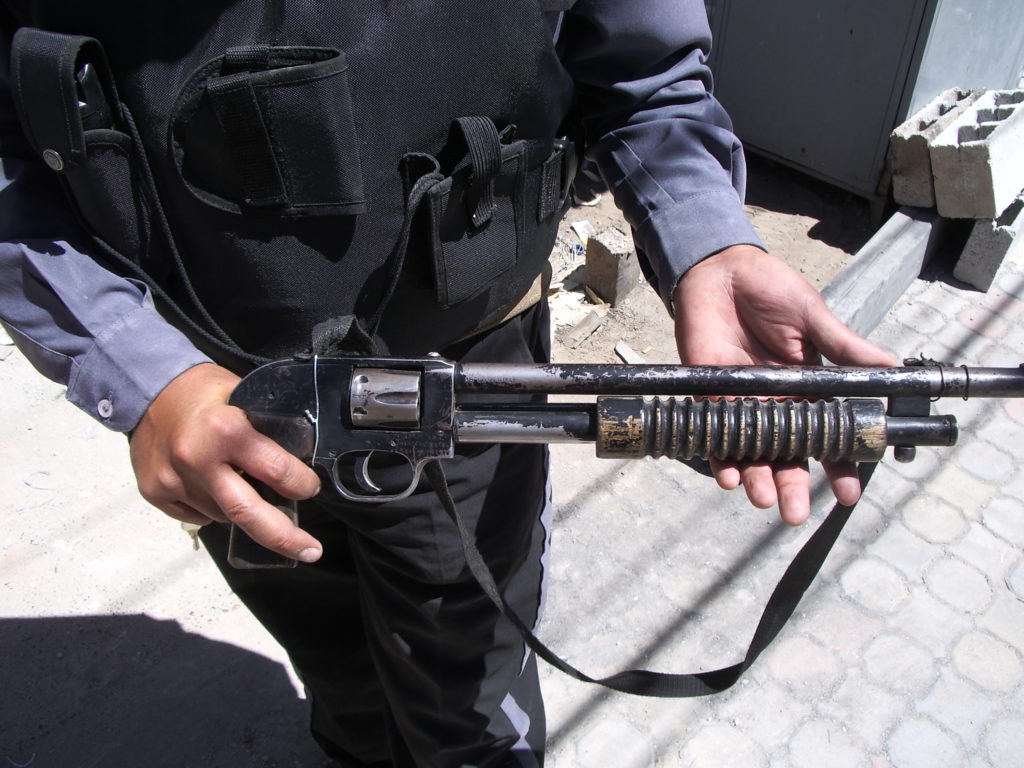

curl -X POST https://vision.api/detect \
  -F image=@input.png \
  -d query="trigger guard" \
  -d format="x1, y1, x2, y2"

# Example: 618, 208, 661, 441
328, 453, 423, 503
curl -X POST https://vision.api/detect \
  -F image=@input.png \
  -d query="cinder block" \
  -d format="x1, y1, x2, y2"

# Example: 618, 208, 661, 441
891, 88, 982, 207
930, 89, 1024, 219
584, 226, 639, 306
954, 191, 1024, 291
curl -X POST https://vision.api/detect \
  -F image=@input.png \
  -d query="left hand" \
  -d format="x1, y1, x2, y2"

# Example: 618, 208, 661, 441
673, 244, 898, 525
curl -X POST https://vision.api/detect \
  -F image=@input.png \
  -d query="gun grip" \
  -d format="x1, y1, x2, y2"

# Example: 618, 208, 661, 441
227, 480, 299, 569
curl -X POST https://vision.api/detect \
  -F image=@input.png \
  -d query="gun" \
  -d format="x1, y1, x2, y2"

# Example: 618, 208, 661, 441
225, 355, 1024, 567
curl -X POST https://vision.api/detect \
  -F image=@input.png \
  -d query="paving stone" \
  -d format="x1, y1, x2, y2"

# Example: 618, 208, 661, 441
867, 521, 937, 581
920, 282, 972, 321
788, 719, 866, 768
893, 587, 973, 655
840, 558, 910, 614
714, 679, 810, 750
955, 441, 1015, 483
576, 719, 653, 768
839, 498, 887, 545
977, 412, 1024, 460
949, 522, 1020, 581
888, 718, 965, 768
984, 717, 1024, 768
820, 670, 904, 747
977, 341, 1019, 369
975, 284, 1024, 321
1002, 465, 1024, 503
863, 634, 938, 694
862, 463, 918, 515
924, 558, 993, 613
900, 493, 967, 545
982, 496, 1024, 548
764, 635, 842, 695
893, 300, 949, 336
927, 463, 1000, 521
996, 264, 1024, 296
802, 599, 885, 666
919, 669, 1001, 751
1009, 562, 1024, 601
1003, 397, 1024, 426
952, 632, 1024, 693
979, 592, 1024, 655
868, 320, 928, 361
678, 722, 767, 768
956, 304, 1012, 342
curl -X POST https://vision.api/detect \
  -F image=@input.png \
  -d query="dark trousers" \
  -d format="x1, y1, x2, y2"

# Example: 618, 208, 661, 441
201, 306, 553, 767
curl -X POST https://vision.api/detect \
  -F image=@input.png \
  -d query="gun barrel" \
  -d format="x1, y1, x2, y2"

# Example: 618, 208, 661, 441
456, 404, 597, 444
456, 363, 1024, 399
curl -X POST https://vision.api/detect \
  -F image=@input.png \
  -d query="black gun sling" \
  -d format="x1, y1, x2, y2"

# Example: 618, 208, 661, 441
426, 460, 877, 698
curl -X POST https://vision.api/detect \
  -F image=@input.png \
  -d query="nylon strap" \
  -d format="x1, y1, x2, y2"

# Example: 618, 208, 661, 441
425, 460, 875, 697
455, 116, 501, 227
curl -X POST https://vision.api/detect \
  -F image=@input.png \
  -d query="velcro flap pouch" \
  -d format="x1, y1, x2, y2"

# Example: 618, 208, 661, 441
425, 117, 526, 310
170, 46, 365, 216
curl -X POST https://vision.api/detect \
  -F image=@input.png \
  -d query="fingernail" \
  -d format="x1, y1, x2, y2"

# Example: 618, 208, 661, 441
297, 547, 322, 563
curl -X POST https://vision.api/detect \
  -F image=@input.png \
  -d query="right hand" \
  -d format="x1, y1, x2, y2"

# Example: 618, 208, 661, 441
129, 362, 324, 562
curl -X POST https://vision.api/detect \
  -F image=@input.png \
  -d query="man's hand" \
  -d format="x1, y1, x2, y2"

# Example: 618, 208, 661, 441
674, 244, 898, 525
129, 363, 324, 562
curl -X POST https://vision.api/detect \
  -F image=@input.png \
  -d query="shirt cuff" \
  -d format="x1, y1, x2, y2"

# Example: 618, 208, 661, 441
66, 304, 212, 432
634, 188, 765, 312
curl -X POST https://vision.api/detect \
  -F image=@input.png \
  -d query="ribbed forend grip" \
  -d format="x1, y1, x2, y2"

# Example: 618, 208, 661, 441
595, 397, 888, 463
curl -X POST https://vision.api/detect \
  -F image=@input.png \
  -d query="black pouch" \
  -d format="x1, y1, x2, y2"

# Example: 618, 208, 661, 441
422, 117, 527, 310
10, 29, 164, 275
169, 45, 365, 217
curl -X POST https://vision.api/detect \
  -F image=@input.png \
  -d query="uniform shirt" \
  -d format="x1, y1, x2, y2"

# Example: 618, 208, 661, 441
0, 0, 763, 432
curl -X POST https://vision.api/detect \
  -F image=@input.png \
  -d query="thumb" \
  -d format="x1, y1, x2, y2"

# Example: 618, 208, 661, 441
804, 296, 899, 367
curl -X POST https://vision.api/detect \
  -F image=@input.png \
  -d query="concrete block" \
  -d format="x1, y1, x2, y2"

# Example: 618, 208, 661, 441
953, 191, 1024, 290
930, 89, 1024, 219
584, 226, 639, 306
891, 87, 982, 207
822, 207, 958, 337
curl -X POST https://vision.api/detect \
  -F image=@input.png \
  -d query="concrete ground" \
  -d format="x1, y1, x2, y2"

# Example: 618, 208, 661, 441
2, 225, 1023, 765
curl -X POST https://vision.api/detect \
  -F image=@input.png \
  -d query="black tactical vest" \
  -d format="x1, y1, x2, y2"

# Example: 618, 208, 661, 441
6, 1, 577, 363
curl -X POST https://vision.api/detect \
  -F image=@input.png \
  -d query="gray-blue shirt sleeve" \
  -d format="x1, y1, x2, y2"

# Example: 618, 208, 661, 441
0, 156, 212, 432
560, 0, 765, 310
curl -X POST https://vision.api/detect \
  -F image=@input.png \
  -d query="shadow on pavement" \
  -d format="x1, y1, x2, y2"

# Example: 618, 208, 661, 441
0, 614, 330, 768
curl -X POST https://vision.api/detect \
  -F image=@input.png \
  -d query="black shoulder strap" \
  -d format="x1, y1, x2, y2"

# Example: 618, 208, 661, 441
425, 460, 876, 697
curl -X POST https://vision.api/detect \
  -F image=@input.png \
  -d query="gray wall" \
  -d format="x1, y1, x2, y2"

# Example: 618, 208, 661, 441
909, 0, 1024, 115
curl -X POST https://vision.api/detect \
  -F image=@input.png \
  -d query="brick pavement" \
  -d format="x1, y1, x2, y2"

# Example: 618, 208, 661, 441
538, 249, 1024, 767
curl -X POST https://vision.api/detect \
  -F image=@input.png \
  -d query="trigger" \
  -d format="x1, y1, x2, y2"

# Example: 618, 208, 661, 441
354, 452, 384, 494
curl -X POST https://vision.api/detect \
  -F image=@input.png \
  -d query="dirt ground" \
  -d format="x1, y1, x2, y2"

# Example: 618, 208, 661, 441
550, 155, 877, 364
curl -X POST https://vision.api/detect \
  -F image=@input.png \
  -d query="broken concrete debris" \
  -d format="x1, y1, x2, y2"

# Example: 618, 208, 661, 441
584, 226, 640, 307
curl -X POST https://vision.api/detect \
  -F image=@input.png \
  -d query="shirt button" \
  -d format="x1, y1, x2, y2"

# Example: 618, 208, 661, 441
97, 399, 114, 419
